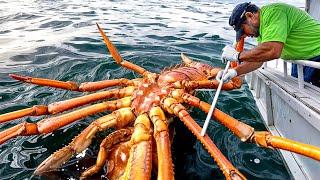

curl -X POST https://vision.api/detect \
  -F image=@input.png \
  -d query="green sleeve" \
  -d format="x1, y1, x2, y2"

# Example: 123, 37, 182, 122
260, 9, 288, 43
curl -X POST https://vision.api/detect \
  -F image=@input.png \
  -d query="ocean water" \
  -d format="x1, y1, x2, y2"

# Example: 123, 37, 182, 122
0, 0, 305, 179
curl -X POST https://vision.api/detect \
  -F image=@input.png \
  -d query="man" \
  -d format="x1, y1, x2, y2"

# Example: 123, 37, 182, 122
216, 2, 320, 87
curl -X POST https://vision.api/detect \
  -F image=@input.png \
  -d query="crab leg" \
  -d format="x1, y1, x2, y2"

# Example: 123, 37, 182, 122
34, 107, 135, 174
173, 79, 242, 91
230, 37, 244, 68
198, 100, 320, 161
250, 132, 320, 161
180, 53, 196, 67
149, 107, 174, 180
105, 141, 132, 180
178, 53, 242, 90
171, 90, 254, 141
121, 113, 153, 180
175, 91, 320, 161
97, 23, 154, 77
9, 74, 79, 91
180, 52, 243, 83
80, 128, 132, 179
161, 97, 246, 180
0, 97, 132, 145
79, 78, 141, 92
38, 96, 132, 133
0, 105, 48, 123
48, 86, 135, 114
9, 73, 140, 92
0, 87, 135, 124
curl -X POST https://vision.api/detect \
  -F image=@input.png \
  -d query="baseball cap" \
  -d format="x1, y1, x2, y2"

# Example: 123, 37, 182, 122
229, 2, 251, 41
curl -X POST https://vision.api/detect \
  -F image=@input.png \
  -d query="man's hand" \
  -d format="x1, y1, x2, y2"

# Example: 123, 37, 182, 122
221, 45, 240, 63
216, 69, 238, 82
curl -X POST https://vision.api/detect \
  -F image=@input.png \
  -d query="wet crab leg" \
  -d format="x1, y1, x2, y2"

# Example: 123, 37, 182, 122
9, 73, 140, 92
180, 53, 198, 67
173, 79, 242, 91
48, 86, 135, 114
175, 91, 320, 161
0, 86, 135, 123
231, 37, 244, 68
149, 107, 174, 180
250, 132, 320, 161
0, 97, 132, 145
171, 90, 254, 141
9, 74, 79, 91
34, 107, 136, 174
161, 97, 246, 180
80, 128, 133, 179
178, 53, 243, 90
121, 113, 153, 179
79, 78, 141, 92
0, 105, 48, 123
38, 96, 133, 133
97, 23, 154, 77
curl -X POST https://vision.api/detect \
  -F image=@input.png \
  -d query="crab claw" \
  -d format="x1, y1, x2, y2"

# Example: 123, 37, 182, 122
34, 124, 98, 175
34, 146, 74, 175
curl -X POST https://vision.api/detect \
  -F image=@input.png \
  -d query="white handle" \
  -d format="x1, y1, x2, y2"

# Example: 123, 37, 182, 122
200, 61, 230, 136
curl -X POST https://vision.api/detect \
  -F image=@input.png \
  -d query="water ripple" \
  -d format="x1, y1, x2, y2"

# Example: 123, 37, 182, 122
39, 20, 73, 29
0, 0, 305, 179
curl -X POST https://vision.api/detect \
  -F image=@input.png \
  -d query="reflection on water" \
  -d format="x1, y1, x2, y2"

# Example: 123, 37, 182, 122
0, 0, 304, 179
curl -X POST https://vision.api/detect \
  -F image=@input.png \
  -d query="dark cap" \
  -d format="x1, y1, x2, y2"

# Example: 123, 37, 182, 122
229, 2, 251, 41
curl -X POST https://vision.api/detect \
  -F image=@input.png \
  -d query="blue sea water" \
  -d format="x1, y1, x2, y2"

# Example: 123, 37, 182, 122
0, 0, 305, 179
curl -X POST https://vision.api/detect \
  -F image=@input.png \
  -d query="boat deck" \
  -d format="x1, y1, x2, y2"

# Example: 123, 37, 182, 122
246, 65, 320, 180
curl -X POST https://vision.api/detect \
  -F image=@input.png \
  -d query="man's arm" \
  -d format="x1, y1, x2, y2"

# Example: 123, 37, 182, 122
235, 61, 264, 76
218, 41, 284, 81
238, 41, 284, 62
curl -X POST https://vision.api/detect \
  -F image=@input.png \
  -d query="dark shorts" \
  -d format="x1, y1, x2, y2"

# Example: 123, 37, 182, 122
291, 55, 320, 87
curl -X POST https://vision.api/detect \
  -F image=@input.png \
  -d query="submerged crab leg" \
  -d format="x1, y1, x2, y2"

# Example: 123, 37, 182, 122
0, 97, 132, 144
80, 128, 133, 179
0, 87, 135, 124
34, 107, 135, 174
121, 113, 153, 179
97, 23, 153, 77
175, 91, 320, 161
161, 97, 246, 180
149, 107, 174, 180
10, 73, 140, 92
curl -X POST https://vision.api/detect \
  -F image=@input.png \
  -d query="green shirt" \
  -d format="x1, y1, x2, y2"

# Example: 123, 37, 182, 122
257, 3, 320, 60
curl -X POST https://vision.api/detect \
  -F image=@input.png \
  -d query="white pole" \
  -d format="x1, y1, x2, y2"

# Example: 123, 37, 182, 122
297, 64, 304, 89
283, 61, 287, 77
200, 61, 231, 136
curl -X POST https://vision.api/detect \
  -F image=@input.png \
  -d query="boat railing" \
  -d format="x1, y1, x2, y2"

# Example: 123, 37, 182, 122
263, 59, 320, 89
246, 58, 320, 180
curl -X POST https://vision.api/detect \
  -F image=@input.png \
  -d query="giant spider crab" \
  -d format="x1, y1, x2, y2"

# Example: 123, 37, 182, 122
1, 24, 320, 180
